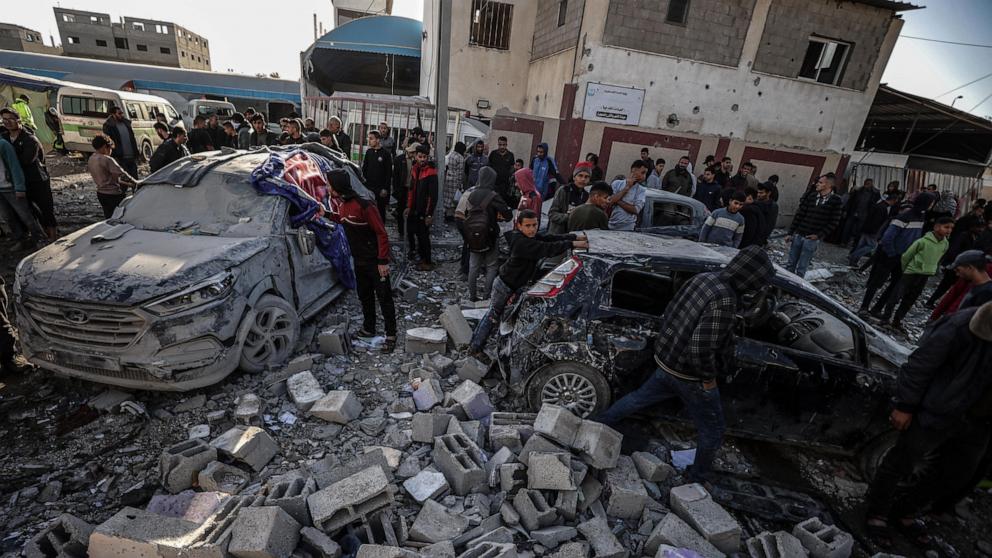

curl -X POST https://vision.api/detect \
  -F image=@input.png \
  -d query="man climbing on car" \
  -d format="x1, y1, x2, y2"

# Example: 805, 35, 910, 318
593, 245, 775, 484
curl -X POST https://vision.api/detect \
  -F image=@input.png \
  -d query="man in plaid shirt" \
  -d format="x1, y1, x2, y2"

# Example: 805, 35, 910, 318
595, 245, 775, 483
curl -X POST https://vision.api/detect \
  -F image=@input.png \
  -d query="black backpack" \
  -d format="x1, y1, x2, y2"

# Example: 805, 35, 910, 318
464, 191, 496, 252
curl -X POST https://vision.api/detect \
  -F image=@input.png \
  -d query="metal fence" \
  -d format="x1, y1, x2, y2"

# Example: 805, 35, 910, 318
849, 163, 984, 214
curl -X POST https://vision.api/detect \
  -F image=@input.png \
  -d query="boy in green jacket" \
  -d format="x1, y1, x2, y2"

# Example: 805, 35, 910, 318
874, 216, 954, 330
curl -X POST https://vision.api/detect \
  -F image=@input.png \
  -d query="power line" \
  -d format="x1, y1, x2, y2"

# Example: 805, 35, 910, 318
901, 35, 992, 48
932, 72, 992, 99
969, 91, 992, 112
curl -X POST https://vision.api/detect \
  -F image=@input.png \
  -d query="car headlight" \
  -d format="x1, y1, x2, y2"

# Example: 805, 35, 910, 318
144, 271, 236, 316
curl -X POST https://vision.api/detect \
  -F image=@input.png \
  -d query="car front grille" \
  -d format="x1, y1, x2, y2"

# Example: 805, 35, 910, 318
57, 360, 166, 384
23, 297, 145, 350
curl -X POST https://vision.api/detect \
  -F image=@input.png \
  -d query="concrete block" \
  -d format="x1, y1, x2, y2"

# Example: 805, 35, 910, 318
311, 390, 363, 423
532, 525, 578, 550
88, 507, 200, 558
406, 327, 447, 354
746, 530, 809, 558
318, 325, 350, 356
198, 460, 250, 494
670, 483, 741, 555
527, 453, 576, 490
433, 433, 487, 496
234, 393, 263, 425
159, 438, 217, 493
307, 466, 394, 533
572, 421, 622, 470
485, 446, 516, 487
396, 279, 419, 302
450, 380, 493, 420
356, 545, 419, 558
440, 304, 473, 348
410, 499, 470, 543
24, 513, 93, 558
512, 489, 558, 531
403, 468, 449, 503
424, 353, 457, 377
555, 490, 579, 521
457, 542, 516, 558
312, 450, 394, 489
534, 404, 582, 446
792, 517, 853, 558
547, 542, 590, 558
146, 490, 229, 524
265, 476, 317, 526
604, 455, 650, 520
500, 463, 526, 492
519, 433, 568, 467
578, 475, 602, 511
456, 357, 488, 383
488, 424, 523, 453
645, 513, 723, 558
413, 379, 445, 411
300, 526, 342, 558
467, 526, 515, 547
575, 517, 628, 558
632, 452, 674, 482
449, 419, 486, 449
210, 426, 279, 472
422, 541, 457, 558
285, 353, 320, 375
412, 412, 454, 443
287, 371, 325, 412
228, 506, 301, 558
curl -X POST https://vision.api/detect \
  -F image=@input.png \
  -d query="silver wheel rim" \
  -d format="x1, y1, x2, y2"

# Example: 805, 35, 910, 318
142, 142, 152, 161
242, 306, 294, 367
542, 372, 597, 417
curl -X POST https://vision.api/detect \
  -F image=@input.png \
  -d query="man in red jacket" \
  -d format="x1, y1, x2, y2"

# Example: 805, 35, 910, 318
404, 144, 438, 271
327, 169, 397, 352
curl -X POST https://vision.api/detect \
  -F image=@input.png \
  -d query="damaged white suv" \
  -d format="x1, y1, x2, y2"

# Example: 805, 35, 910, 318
13, 149, 352, 391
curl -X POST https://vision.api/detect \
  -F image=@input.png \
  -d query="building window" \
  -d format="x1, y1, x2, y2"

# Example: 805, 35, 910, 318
557, 0, 567, 27
136, 43, 147, 51
95, 39, 107, 47
665, 0, 690, 24
115, 37, 128, 49
155, 24, 169, 34
160, 47, 171, 54
67, 36, 80, 44
90, 16, 102, 24
203, 39, 207, 47
798, 37, 851, 85
181, 51, 186, 57
204, 59, 208, 65
132, 22, 145, 31
62, 13, 75, 23
25, 34, 35, 42
469, 0, 513, 50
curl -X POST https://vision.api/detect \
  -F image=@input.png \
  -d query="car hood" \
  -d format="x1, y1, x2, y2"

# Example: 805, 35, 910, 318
18, 222, 270, 306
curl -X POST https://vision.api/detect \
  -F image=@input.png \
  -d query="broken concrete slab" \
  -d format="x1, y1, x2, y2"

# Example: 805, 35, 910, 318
604, 455, 650, 520
308, 466, 395, 534
467, 526, 515, 548
198, 460, 250, 494
227, 506, 301, 558
631, 452, 674, 483
554, 490, 579, 521
300, 526, 343, 558
210, 426, 279, 472
159, 438, 218, 494
413, 379, 445, 411
397, 279, 420, 303
450, 380, 494, 420
264, 476, 317, 526
488, 425, 523, 453
311, 390, 363, 424
88, 507, 200, 558
433, 433, 487, 496
531, 525, 578, 550
500, 463, 526, 493
746, 530, 809, 558
312, 449, 394, 489
519, 433, 568, 467
575, 517, 627, 558
403, 468, 449, 503
512, 489, 558, 531
547, 542, 590, 558
146, 490, 229, 524
88, 389, 132, 412
285, 353, 320, 375
669, 483, 741, 555
578, 475, 603, 512
422, 541, 457, 558
792, 517, 853, 558
534, 404, 582, 447
645, 513, 723, 558
406, 327, 447, 354
485, 446, 517, 487
410, 499, 471, 543
527, 452, 576, 491
23, 513, 93, 558
456, 356, 488, 383
440, 304, 474, 349
174, 394, 207, 413
571, 421, 622, 470
457, 542, 516, 558
287, 371, 325, 412
356, 545, 420, 558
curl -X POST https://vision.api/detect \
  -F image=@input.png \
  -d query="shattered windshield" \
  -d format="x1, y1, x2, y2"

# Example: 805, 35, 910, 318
116, 177, 283, 238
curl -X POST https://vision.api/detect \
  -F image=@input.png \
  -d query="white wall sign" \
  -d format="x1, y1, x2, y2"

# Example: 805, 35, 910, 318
582, 82, 645, 126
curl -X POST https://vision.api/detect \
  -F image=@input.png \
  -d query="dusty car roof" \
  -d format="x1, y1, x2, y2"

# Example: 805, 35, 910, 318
584, 231, 733, 262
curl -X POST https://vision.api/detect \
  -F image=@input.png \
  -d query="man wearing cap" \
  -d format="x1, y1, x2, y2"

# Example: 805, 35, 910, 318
931, 250, 992, 320
547, 162, 592, 235
1, 106, 57, 241
102, 105, 140, 179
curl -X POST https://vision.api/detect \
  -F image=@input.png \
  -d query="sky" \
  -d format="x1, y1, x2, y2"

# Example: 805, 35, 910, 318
10, 0, 992, 118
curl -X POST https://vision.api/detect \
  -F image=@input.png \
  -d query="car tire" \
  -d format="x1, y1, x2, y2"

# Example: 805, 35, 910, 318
140, 139, 153, 163
526, 361, 611, 418
859, 430, 899, 481
238, 294, 300, 374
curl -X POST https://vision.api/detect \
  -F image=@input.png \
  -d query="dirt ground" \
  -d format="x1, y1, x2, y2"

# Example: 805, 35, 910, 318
1, 154, 990, 557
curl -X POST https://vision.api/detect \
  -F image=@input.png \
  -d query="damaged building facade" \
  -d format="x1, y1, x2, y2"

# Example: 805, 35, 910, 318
421, 0, 917, 225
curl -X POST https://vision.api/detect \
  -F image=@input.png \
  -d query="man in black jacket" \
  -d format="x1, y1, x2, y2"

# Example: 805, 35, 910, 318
362, 130, 393, 224
849, 193, 900, 267
248, 115, 278, 147
187, 116, 214, 153
404, 144, 439, 270
865, 301, 992, 542
841, 178, 880, 246
594, 246, 774, 483
1, 107, 57, 240
487, 136, 515, 199
148, 127, 190, 173
325, 116, 351, 156
738, 187, 767, 249
101, 106, 139, 179
785, 174, 843, 278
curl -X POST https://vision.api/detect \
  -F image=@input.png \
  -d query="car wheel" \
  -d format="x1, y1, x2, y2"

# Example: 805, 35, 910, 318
238, 294, 300, 373
859, 430, 899, 481
526, 362, 611, 418
141, 139, 153, 163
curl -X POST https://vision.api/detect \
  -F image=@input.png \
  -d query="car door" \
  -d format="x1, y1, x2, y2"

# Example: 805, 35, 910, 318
283, 211, 336, 317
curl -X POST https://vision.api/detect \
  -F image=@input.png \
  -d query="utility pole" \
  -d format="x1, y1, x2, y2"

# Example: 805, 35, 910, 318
432, 0, 451, 233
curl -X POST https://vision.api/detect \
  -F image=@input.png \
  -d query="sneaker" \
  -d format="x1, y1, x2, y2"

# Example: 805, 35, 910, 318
354, 328, 375, 339
382, 336, 396, 353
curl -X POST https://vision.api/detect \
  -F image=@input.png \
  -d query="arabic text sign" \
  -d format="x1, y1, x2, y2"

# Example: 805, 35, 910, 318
582, 82, 645, 126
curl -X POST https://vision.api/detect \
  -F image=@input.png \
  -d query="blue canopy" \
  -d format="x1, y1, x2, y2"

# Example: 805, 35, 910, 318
312, 16, 422, 58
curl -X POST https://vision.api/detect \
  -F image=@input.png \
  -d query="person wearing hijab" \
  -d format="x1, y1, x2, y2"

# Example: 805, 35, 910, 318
529, 142, 561, 199
514, 167, 542, 226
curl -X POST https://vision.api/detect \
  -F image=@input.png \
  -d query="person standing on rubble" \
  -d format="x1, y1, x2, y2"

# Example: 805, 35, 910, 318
87, 135, 136, 218
460, 166, 513, 302
326, 169, 398, 353
784, 174, 843, 278
362, 130, 393, 225
1, 107, 57, 241
593, 245, 775, 484
404, 144, 438, 271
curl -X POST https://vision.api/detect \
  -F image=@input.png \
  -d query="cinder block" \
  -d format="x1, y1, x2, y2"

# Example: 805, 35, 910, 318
603, 455, 650, 520
631, 452, 674, 482
210, 426, 279, 472
146, 490, 229, 524
265, 476, 317, 526
500, 463, 526, 492
234, 393, 263, 425
512, 489, 557, 531
300, 526, 342, 558
318, 325, 350, 356
485, 446, 516, 487
578, 475, 602, 512
403, 468, 449, 503
312, 449, 394, 489
450, 380, 493, 420
410, 500, 470, 543
575, 517, 628, 558
488, 424, 523, 453
307, 466, 394, 533
490, 412, 537, 442
24, 513, 93, 558
456, 357, 488, 383
527, 452, 576, 490
197, 461, 250, 494
424, 353, 456, 377
412, 412, 454, 443
356, 545, 419, 558
159, 438, 217, 493
547, 542, 590, 558
458, 542, 516, 558
228, 506, 301, 558
572, 420, 622, 470
670, 483, 741, 555
396, 279, 419, 303
792, 517, 853, 558
519, 433, 568, 467
645, 513, 723, 558
287, 371, 325, 412
532, 525, 577, 550
406, 327, 447, 354
433, 433, 487, 496
413, 379, 445, 411
448, 419, 486, 449
745, 530, 809, 558
534, 404, 582, 446
311, 391, 363, 424
554, 490, 579, 521
88, 507, 200, 558
440, 304, 473, 348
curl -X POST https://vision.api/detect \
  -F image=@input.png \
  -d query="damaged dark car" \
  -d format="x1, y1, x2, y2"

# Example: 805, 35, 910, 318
497, 230, 911, 464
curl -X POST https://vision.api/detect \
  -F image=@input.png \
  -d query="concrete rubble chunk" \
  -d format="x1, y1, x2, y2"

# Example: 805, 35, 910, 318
300, 526, 343, 558
234, 393, 263, 424
406, 327, 448, 354
555, 490, 579, 521
174, 393, 207, 413
24, 513, 93, 558
397, 279, 419, 303
146, 490, 229, 524
449, 419, 487, 448
228, 505, 301, 558
490, 412, 538, 442
468, 526, 515, 547
519, 433, 568, 467
440, 304, 474, 348
547, 542, 590, 558
287, 371, 325, 412
500, 502, 521, 526
456, 356, 488, 383
578, 475, 603, 512
308, 466, 395, 534
604, 455, 650, 520
488, 424, 523, 453
413, 379, 445, 411
792, 517, 853, 558
403, 468, 450, 503
534, 404, 582, 447
410, 499, 471, 543
422, 541, 457, 558
670, 483, 741, 555
433, 432, 488, 496
457, 542, 517, 558
311, 390, 363, 424
198, 460, 250, 494
314, 449, 394, 489
318, 325, 350, 356
531, 525, 578, 550
88, 507, 201, 558
527, 452, 577, 491
264, 476, 317, 526
485, 446, 517, 487
356, 545, 420, 558
500, 463, 526, 492
450, 380, 494, 420
572, 420, 622, 470
645, 513, 723, 558
632, 452, 674, 482
512, 489, 558, 531
746, 530, 809, 558
88, 389, 132, 412
286, 353, 320, 374
576, 517, 628, 558
159, 438, 217, 494
210, 425, 279, 471
413, 412, 455, 443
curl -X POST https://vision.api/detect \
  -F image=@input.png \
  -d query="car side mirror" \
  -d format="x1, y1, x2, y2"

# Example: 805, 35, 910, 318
297, 227, 316, 256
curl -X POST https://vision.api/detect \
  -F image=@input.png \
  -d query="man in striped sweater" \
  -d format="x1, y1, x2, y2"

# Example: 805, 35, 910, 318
785, 175, 843, 278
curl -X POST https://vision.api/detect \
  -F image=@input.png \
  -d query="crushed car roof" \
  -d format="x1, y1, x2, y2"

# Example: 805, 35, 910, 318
584, 231, 733, 262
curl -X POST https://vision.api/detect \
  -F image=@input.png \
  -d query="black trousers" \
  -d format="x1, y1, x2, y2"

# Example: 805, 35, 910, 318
406, 213, 432, 264
116, 156, 139, 180
931, 420, 992, 514
26, 178, 57, 228
373, 184, 389, 226
863, 254, 902, 311
0, 277, 15, 361
878, 273, 929, 322
926, 269, 958, 306
97, 192, 126, 219
393, 189, 407, 235
354, 262, 397, 337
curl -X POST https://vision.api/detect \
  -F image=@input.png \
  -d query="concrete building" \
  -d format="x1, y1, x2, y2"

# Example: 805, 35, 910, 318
422, 0, 920, 224
54, 8, 210, 70
332, 0, 393, 28
0, 23, 62, 55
